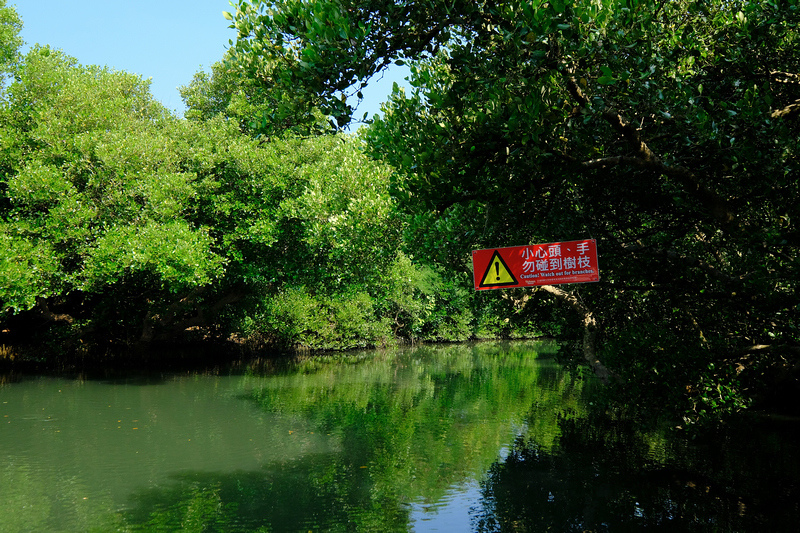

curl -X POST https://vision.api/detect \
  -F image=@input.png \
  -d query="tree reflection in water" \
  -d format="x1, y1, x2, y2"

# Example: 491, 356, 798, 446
54, 341, 796, 532
475, 415, 800, 532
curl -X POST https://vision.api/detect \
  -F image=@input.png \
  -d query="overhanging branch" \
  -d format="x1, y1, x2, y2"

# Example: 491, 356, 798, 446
771, 101, 800, 119
536, 285, 613, 384
565, 76, 736, 226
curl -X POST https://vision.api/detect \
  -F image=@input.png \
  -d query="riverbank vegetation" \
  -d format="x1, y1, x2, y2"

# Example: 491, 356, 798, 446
2, 0, 799, 427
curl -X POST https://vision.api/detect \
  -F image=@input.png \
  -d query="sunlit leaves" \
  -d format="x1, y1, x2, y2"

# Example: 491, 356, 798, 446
6, 161, 74, 208
82, 221, 225, 292
0, 49, 235, 337
9, 47, 162, 161
0, 232, 58, 312
0, 0, 22, 87
228, 0, 459, 130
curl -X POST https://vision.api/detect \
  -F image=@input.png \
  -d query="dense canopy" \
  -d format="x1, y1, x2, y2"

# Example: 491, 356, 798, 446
0, 42, 474, 351
1, 0, 799, 425
228, 0, 800, 423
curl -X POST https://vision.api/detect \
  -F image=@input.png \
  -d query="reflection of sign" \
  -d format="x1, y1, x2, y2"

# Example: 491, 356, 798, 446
472, 239, 600, 290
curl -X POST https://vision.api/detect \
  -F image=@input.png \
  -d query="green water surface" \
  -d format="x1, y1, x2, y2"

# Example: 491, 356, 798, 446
1, 341, 799, 532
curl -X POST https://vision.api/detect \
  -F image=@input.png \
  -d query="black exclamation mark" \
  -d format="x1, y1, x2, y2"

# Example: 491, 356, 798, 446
495, 261, 500, 280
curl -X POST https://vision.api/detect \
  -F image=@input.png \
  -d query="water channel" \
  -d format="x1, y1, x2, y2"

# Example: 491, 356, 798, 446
1, 341, 799, 531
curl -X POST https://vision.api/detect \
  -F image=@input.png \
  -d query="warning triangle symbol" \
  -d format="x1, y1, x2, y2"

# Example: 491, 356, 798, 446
479, 250, 518, 288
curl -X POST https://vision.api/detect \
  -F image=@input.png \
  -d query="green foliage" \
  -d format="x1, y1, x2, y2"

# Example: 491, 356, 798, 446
0, 47, 238, 344
229, 0, 800, 425
0, 0, 22, 89
0, 231, 58, 312
377, 252, 473, 342
239, 286, 392, 350
81, 221, 223, 291
233, 251, 477, 350
227, 0, 512, 130
180, 51, 329, 137
1, 42, 512, 351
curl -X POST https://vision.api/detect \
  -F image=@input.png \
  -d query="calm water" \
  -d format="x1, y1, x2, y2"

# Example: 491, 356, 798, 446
1, 341, 799, 532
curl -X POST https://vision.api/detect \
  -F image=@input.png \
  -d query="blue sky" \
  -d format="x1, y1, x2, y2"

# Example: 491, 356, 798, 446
13, 0, 407, 123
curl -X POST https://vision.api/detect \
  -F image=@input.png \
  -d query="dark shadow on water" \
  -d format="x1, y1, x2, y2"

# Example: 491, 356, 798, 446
0, 343, 296, 385
473, 415, 800, 532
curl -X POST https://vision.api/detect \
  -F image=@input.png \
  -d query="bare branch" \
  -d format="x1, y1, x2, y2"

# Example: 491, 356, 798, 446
581, 155, 646, 170
733, 343, 800, 356
566, 75, 590, 107
770, 71, 800, 83
36, 297, 74, 325
772, 100, 800, 119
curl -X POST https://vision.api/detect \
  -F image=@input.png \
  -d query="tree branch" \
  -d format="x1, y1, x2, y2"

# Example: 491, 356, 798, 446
581, 155, 646, 170
771, 100, 800, 119
36, 297, 74, 325
140, 286, 247, 342
565, 76, 736, 226
536, 285, 613, 384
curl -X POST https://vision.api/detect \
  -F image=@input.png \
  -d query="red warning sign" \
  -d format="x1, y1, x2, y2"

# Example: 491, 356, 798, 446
472, 239, 599, 290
